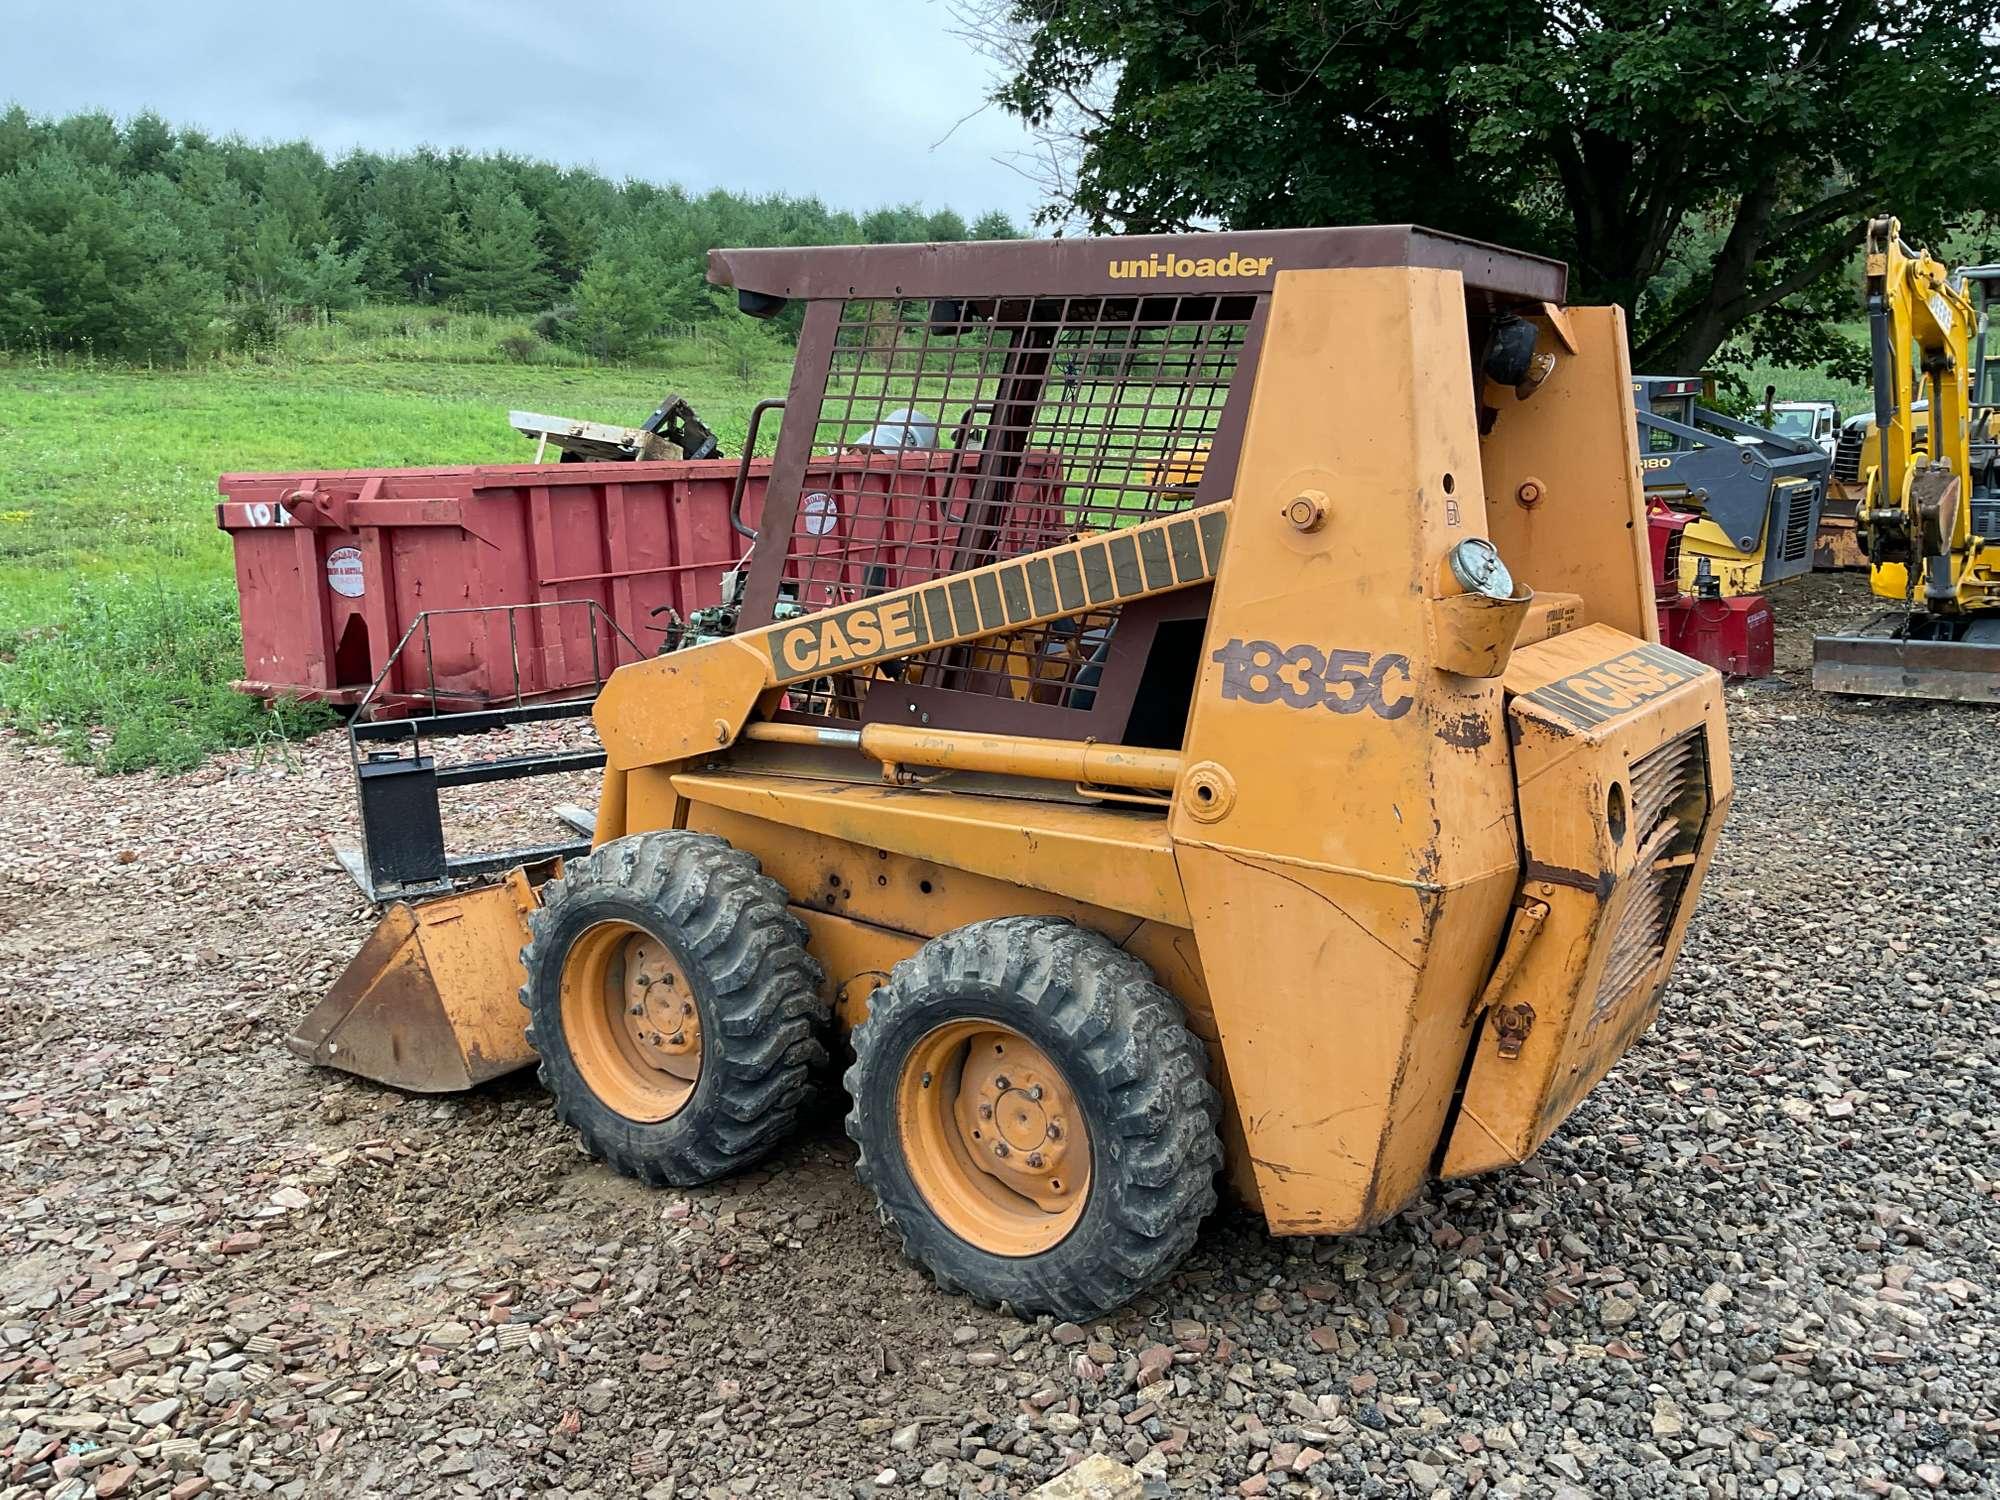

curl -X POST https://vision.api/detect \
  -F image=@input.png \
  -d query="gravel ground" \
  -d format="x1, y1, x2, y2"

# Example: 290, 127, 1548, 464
2, 571, 1996, 1500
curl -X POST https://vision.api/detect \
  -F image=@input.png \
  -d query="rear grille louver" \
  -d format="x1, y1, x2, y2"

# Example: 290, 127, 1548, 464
1780, 485, 1815, 562
1833, 428, 1864, 484
1591, 730, 1710, 1021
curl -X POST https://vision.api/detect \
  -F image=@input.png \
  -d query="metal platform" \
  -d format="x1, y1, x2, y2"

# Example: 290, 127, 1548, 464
1812, 610, 2000, 703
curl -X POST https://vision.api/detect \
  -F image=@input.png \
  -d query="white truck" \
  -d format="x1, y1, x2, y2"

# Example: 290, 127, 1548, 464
1765, 398, 1841, 458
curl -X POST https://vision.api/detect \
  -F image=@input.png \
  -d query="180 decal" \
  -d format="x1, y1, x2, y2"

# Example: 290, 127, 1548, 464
1211, 639, 1414, 718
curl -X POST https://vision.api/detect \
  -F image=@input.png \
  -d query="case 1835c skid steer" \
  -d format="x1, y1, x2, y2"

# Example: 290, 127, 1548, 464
296, 227, 1732, 1316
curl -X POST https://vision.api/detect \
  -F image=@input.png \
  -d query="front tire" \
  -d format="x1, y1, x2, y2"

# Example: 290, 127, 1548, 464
522, 831, 824, 1185
845, 917, 1221, 1318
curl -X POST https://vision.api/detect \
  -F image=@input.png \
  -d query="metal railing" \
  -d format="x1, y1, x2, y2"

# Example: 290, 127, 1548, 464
349, 598, 643, 762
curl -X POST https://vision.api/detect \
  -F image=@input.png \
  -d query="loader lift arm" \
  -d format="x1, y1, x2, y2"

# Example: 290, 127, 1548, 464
591, 505, 1230, 774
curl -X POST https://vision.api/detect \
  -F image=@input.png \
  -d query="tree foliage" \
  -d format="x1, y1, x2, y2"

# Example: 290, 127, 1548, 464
0, 105, 1023, 363
0, 146, 228, 360
436, 186, 556, 313
989, 0, 2000, 375
561, 226, 666, 360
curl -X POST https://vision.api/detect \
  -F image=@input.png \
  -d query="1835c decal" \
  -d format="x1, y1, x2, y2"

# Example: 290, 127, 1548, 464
1212, 639, 1414, 718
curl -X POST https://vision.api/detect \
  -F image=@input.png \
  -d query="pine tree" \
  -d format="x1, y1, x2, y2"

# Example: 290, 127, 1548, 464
121, 111, 177, 176
436, 186, 554, 313
924, 208, 968, 242
0, 148, 224, 360
562, 228, 666, 359
256, 151, 332, 248
353, 157, 454, 300
294, 241, 364, 314
0, 104, 38, 175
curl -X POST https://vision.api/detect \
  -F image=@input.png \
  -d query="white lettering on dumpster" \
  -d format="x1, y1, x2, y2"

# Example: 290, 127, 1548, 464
326, 546, 366, 599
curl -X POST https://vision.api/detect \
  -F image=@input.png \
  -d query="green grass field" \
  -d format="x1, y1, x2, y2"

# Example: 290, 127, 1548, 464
0, 315, 794, 769
0, 305, 1865, 771
1738, 326, 1872, 412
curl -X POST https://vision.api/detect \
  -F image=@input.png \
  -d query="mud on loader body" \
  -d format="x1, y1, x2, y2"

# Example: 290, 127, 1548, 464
301, 227, 1732, 1316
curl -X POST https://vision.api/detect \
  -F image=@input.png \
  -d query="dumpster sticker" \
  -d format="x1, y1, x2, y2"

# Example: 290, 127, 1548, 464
801, 491, 839, 537
326, 546, 366, 599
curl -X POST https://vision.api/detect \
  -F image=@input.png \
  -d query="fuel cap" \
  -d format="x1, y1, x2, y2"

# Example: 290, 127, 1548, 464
1447, 538, 1515, 600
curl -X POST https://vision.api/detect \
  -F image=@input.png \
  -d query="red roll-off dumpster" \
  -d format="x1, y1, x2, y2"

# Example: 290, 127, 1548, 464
217, 459, 766, 711
217, 447, 1079, 712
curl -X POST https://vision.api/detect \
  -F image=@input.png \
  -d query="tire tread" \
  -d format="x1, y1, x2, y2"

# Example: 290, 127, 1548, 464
521, 831, 825, 1186
845, 916, 1221, 1319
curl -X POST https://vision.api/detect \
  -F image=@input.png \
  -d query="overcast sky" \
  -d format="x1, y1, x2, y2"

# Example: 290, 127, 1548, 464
0, 0, 1048, 225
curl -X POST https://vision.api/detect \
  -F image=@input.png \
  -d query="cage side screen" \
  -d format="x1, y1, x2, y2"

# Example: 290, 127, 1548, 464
778, 293, 1254, 722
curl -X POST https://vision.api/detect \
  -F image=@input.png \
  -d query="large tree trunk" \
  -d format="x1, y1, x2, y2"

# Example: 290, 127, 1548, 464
1642, 178, 1780, 372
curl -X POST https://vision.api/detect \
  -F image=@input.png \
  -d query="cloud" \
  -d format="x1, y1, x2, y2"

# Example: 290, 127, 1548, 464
0, 0, 1045, 221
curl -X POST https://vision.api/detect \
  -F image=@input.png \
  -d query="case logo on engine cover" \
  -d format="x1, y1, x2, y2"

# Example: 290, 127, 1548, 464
1524, 644, 1702, 728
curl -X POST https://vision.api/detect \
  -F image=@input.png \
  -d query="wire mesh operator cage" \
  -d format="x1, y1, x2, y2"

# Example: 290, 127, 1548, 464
708, 229, 1567, 746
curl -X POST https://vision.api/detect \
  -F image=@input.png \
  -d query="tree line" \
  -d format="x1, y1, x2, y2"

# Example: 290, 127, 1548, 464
0, 106, 1019, 363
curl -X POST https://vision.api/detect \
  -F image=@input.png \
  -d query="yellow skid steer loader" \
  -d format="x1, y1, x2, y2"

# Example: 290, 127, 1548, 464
294, 226, 1731, 1316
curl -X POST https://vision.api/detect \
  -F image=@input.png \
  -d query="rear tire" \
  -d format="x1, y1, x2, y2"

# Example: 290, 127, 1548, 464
845, 917, 1221, 1318
522, 831, 824, 1185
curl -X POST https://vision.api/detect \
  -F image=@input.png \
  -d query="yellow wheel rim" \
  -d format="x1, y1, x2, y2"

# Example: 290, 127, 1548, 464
896, 1020, 1089, 1256
559, 921, 701, 1122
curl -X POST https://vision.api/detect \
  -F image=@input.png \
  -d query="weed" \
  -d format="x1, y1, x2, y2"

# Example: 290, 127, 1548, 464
497, 332, 543, 364
0, 576, 336, 773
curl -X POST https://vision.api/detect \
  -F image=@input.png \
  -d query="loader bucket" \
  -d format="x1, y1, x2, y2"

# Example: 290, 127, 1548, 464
290, 871, 541, 1092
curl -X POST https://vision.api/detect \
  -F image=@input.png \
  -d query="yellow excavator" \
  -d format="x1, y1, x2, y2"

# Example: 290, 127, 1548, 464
1813, 218, 2000, 701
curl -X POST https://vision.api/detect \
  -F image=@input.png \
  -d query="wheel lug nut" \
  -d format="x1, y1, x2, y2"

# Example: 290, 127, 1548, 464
978, 1103, 993, 1120
994, 1142, 1010, 1158
629, 1003, 645, 1016
1028, 1084, 1043, 1101
993, 1075, 1010, 1091
1027, 1152, 1045, 1168
1047, 1123, 1061, 1140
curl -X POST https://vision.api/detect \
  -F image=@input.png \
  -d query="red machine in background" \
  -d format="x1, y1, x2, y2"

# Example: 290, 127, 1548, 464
1649, 506, 1774, 678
